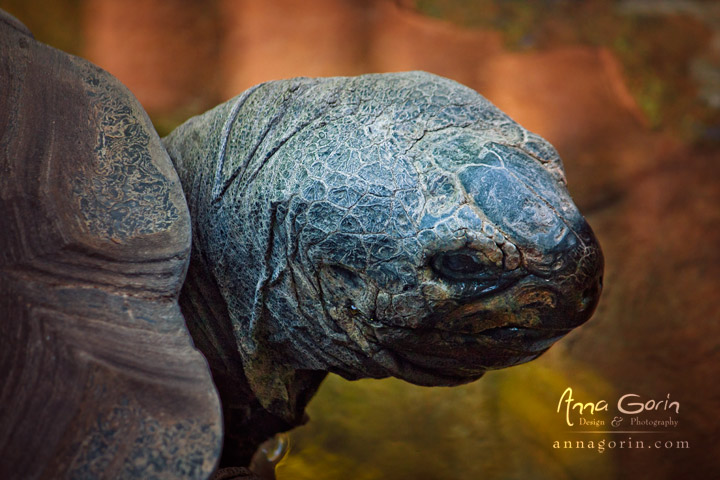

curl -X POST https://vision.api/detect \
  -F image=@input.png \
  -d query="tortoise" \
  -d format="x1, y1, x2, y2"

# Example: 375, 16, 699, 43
0, 11, 603, 480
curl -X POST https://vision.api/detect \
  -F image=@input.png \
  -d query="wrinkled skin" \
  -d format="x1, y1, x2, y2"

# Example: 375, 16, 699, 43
163, 72, 603, 467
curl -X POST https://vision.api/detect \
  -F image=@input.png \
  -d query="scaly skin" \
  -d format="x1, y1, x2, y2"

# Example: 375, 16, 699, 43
163, 72, 603, 468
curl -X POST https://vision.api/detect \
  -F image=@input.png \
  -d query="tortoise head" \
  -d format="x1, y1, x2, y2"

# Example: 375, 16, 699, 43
165, 71, 602, 413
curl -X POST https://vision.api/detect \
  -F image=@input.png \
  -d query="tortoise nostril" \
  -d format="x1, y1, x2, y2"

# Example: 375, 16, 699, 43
578, 275, 603, 313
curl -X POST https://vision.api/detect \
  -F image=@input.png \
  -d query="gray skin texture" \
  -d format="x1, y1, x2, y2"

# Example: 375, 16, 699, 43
163, 71, 603, 468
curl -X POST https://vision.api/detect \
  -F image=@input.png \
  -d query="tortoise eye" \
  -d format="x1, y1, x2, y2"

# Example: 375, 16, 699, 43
431, 248, 497, 281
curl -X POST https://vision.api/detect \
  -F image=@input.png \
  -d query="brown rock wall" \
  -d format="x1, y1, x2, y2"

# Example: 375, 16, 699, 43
83, 0, 222, 115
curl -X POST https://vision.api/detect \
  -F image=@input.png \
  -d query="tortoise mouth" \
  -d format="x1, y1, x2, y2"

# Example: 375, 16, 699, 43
478, 325, 570, 351
363, 273, 599, 386
367, 321, 572, 386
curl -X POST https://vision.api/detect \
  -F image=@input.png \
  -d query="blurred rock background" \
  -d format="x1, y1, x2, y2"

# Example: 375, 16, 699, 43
1, 0, 718, 478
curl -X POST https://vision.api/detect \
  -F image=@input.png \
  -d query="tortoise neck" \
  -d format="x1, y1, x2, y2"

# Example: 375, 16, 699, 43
179, 253, 326, 467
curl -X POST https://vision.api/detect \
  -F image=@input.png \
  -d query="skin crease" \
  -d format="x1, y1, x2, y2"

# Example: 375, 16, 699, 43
163, 71, 603, 468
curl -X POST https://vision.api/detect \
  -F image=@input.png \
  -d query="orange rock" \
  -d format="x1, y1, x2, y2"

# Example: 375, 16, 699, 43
218, 0, 372, 98
83, 0, 221, 115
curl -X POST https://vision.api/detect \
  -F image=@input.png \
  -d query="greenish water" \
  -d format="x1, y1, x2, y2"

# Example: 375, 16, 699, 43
279, 348, 619, 480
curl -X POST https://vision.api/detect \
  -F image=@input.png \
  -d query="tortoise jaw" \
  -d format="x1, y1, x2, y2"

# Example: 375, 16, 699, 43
362, 255, 603, 386
366, 321, 570, 386
477, 325, 571, 353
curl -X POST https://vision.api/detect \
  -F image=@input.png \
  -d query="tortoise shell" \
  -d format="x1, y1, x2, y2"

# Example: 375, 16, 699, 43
0, 11, 221, 479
